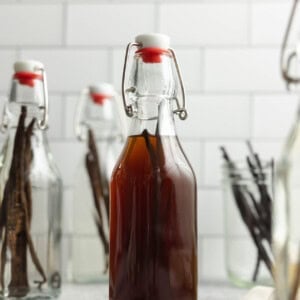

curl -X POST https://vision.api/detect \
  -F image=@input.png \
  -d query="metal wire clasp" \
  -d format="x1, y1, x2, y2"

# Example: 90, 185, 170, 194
169, 48, 188, 120
37, 66, 49, 130
122, 42, 140, 118
121, 42, 188, 120
281, 0, 300, 88
74, 88, 89, 141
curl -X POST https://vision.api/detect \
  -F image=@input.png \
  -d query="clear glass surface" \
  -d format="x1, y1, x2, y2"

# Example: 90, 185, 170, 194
223, 162, 273, 288
273, 105, 300, 300
72, 92, 123, 284
0, 76, 62, 299
109, 52, 197, 300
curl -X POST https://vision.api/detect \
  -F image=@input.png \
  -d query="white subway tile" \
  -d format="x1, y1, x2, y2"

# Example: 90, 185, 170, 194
67, 4, 155, 46
48, 95, 64, 139
65, 95, 78, 139
253, 94, 299, 139
51, 141, 85, 187
20, 49, 109, 92
175, 49, 203, 92
204, 49, 285, 92
203, 140, 247, 187
201, 237, 227, 282
252, 141, 283, 162
198, 189, 224, 236
112, 48, 126, 93
159, 3, 248, 46
0, 50, 17, 92
177, 94, 250, 139
251, 3, 298, 46
0, 5, 63, 46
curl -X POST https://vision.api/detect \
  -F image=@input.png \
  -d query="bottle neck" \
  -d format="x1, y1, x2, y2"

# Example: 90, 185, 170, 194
5, 78, 44, 128
77, 93, 122, 142
128, 52, 177, 136
129, 97, 176, 136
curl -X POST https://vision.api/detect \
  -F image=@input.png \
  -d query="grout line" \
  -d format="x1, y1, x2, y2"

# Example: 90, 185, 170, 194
0, 89, 290, 97
0, 44, 286, 50
47, 136, 287, 144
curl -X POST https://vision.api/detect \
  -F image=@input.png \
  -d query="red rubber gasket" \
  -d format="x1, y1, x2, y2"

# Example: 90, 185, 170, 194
14, 72, 43, 88
136, 47, 170, 63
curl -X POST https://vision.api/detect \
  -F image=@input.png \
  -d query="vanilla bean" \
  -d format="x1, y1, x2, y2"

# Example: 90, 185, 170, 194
141, 129, 162, 289
0, 107, 46, 296
23, 118, 47, 288
252, 255, 261, 282
220, 146, 273, 281
85, 128, 109, 272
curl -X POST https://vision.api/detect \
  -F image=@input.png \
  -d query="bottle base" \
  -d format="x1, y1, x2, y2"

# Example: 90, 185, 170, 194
227, 270, 272, 289
72, 275, 108, 285
0, 288, 61, 299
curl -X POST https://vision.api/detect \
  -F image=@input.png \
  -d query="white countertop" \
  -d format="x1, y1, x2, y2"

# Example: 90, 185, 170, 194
60, 284, 246, 299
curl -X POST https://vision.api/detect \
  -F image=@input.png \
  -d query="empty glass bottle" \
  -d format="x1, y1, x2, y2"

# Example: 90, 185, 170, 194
0, 60, 62, 299
71, 83, 124, 283
110, 33, 197, 300
273, 1, 300, 298
223, 159, 273, 288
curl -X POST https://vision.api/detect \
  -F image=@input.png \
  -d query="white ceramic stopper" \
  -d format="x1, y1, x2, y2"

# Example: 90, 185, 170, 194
135, 33, 170, 49
14, 60, 44, 73
89, 83, 115, 96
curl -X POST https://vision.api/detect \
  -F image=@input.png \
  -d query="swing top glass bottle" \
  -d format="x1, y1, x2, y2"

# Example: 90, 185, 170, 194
0, 60, 62, 299
72, 83, 123, 283
110, 33, 197, 300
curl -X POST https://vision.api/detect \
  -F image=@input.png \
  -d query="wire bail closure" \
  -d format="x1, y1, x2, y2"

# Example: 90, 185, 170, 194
37, 66, 49, 130
121, 42, 188, 120
75, 88, 89, 141
281, 0, 300, 89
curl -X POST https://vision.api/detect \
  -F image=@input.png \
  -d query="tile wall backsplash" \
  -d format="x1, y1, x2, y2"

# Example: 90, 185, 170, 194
0, 0, 297, 282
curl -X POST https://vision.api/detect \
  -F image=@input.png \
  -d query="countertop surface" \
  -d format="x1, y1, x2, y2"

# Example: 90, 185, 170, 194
60, 284, 246, 299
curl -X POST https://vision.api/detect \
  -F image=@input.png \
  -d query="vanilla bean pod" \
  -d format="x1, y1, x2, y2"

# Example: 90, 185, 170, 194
220, 146, 273, 281
247, 142, 272, 233
141, 129, 162, 289
0, 106, 46, 296
246, 143, 273, 281
85, 128, 109, 272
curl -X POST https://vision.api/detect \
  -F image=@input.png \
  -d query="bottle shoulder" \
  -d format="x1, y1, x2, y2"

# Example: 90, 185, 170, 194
0, 131, 62, 185
111, 134, 196, 184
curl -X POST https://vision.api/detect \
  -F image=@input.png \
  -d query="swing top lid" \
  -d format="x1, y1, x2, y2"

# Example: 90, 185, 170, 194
135, 33, 170, 50
89, 83, 115, 97
14, 60, 44, 73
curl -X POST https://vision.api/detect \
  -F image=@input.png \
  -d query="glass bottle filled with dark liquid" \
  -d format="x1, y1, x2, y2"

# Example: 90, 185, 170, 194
110, 33, 197, 300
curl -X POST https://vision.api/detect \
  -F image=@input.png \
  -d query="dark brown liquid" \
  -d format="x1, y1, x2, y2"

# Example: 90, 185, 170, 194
110, 130, 197, 300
